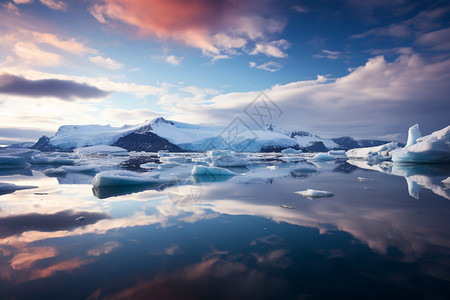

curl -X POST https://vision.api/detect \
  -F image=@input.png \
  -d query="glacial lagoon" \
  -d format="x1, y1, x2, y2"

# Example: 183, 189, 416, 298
1, 152, 450, 299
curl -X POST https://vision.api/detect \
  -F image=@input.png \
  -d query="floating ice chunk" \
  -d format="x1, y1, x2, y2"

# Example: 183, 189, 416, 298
0, 148, 39, 161
160, 156, 187, 163
0, 182, 37, 195
391, 125, 450, 163
43, 167, 67, 176
405, 124, 421, 147
158, 150, 170, 157
191, 165, 235, 176
211, 152, 247, 167
266, 165, 278, 171
312, 153, 335, 161
280, 204, 295, 209
295, 189, 334, 198
357, 177, 373, 182
0, 156, 31, 169
281, 148, 302, 154
141, 162, 160, 169
207, 150, 232, 157
442, 177, 450, 188
75, 145, 128, 156
328, 150, 346, 156
62, 164, 100, 173
30, 153, 75, 164
346, 142, 399, 161
92, 170, 162, 187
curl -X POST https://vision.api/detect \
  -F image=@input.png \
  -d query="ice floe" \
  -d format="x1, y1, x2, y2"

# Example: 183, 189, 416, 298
92, 170, 163, 187
346, 142, 399, 162
281, 148, 303, 154
75, 145, 129, 156
191, 165, 236, 176
0, 182, 37, 195
0, 156, 31, 169
312, 153, 335, 161
44, 164, 100, 176
391, 124, 450, 163
295, 189, 334, 198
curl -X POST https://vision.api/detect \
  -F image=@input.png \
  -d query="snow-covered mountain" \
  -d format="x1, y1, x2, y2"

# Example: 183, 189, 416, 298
31, 117, 392, 152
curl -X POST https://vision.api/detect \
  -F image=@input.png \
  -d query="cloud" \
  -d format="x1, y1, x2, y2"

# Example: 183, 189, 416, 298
14, 42, 61, 66
100, 108, 164, 124
89, 55, 124, 70
88, 0, 288, 59
314, 49, 342, 60
165, 55, 183, 66
0, 73, 111, 100
249, 61, 282, 72
352, 23, 412, 39
3, 2, 20, 15
38, 0, 67, 11
416, 27, 450, 50
250, 39, 290, 58
32, 32, 98, 55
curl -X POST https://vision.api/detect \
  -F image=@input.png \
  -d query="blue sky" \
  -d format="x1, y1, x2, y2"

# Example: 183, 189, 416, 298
0, 0, 449, 145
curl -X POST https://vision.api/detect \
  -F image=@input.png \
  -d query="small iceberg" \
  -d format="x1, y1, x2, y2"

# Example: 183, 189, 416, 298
0, 156, 31, 169
346, 142, 399, 162
191, 165, 236, 176
312, 153, 335, 161
209, 150, 247, 167
281, 148, 302, 154
44, 164, 100, 176
0, 182, 37, 195
30, 153, 75, 164
442, 177, 450, 188
391, 124, 450, 163
75, 145, 129, 156
295, 189, 334, 198
328, 150, 346, 156
92, 170, 162, 187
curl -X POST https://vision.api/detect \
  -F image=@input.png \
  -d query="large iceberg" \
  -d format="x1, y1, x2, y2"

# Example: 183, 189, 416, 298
391, 124, 450, 163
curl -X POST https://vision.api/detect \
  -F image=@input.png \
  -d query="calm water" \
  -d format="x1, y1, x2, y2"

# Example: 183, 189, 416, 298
1, 154, 450, 299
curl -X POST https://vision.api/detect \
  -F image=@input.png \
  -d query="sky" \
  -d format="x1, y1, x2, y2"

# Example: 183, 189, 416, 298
0, 0, 449, 145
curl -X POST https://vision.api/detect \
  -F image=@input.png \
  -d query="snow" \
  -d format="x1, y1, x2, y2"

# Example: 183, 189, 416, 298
295, 189, 334, 198
281, 148, 302, 154
92, 170, 162, 187
391, 125, 450, 163
312, 153, 335, 161
191, 165, 236, 176
75, 145, 129, 156
49, 122, 150, 149
346, 142, 399, 161
0, 156, 31, 169
0, 182, 37, 194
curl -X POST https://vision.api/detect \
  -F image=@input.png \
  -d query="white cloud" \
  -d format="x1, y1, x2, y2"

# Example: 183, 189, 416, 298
3, 2, 20, 15
293, 5, 308, 13
250, 39, 290, 58
89, 55, 124, 70
314, 49, 342, 60
100, 108, 164, 124
39, 0, 67, 11
32, 32, 98, 55
12, 0, 32, 4
165, 55, 182, 66
416, 27, 450, 50
249, 61, 282, 72
14, 42, 61, 66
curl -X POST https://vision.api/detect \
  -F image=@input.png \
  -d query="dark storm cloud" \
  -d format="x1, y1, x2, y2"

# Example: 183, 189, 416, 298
0, 73, 110, 100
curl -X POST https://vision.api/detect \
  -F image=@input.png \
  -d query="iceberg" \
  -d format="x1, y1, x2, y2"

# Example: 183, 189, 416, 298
442, 177, 450, 188
0, 182, 37, 195
75, 145, 129, 156
92, 170, 163, 187
0, 156, 31, 169
44, 164, 100, 176
30, 153, 75, 164
191, 165, 236, 176
281, 148, 302, 154
312, 153, 335, 161
295, 189, 334, 198
328, 150, 346, 156
391, 124, 450, 163
346, 142, 399, 161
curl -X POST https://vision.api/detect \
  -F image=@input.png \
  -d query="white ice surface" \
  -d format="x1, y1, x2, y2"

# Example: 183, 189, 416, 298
346, 142, 399, 161
405, 124, 421, 147
281, 148, 303, 154
0, 156, 31, 169
312, 153, 335, 161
